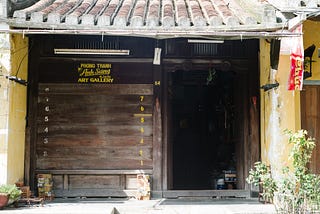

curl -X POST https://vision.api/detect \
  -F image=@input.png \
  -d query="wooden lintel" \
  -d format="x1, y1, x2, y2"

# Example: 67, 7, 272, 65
162, 190, 250, 198
54, 189, 139, 198
35, 169, 153, 175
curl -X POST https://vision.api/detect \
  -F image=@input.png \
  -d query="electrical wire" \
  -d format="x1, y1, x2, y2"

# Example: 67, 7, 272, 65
14, 40, 33, 77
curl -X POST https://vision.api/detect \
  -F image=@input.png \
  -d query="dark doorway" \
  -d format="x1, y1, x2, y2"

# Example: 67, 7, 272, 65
170, 69, 237, 190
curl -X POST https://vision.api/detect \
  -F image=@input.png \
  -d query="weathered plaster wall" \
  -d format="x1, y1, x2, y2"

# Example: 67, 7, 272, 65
0, 33, 10, 184
260, 38, 301, 179
6, 34, 28, 184
303, 20, 320, 80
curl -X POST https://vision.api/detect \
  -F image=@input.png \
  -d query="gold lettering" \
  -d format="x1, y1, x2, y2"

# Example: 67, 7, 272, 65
154, 81, 161, 86
96, 63, 112, 69
78, 78, 89, 83
89, 76, 114, 83
140, 138, 144, 144
80, 63, 95, 68
78, 63, 113, 83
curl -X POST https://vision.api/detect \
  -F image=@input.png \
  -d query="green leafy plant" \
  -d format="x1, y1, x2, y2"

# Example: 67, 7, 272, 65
278, 129, 320, 213
247, 130, 320, 213
0, 184, 21, 202
246, 161, 277, 203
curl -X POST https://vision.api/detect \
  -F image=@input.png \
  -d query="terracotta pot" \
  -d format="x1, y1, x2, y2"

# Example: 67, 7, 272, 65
0, 193, 9, 209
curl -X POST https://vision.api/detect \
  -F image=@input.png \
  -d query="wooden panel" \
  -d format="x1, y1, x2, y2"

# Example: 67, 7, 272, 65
35, 170, 153, 175
69, 175, 121, 189
38, 61, 154, 84
36, 136, 153, 147
53, 189, 138, 197
36, 83, 153, 171
301, 85, 320, 174
126, 175, 138, 189
38, 84, 153, 95
36, 158, 153, 170
163, 190, 250, 198
52, 175, 63, 190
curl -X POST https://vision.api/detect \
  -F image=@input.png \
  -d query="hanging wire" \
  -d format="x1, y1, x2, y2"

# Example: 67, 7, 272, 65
15, 40, 33, 77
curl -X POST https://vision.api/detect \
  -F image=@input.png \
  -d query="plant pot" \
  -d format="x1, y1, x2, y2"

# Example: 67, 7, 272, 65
0, 193, 9, 209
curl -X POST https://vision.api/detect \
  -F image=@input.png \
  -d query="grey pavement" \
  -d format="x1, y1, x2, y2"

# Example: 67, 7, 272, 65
0, 198, 276, 214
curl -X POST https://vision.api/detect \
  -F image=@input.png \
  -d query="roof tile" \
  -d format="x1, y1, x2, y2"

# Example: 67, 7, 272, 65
146, 0, 160, 26
9, 0, 288, 36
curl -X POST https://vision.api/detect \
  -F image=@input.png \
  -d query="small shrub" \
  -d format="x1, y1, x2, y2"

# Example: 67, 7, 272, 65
247, 130, 320, 213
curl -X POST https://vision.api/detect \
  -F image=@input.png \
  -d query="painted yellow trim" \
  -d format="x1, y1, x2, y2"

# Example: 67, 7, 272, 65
6, 34, 28, 184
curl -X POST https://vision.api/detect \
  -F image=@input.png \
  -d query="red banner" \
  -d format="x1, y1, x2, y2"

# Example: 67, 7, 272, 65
288, 24, 304, 91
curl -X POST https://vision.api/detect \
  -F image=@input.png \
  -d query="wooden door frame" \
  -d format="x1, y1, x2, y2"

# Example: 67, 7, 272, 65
161, 57, 260, 195
301, 82, 320, 174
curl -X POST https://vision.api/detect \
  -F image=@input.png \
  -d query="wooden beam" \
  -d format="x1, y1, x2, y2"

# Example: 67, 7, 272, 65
35, 169, 153, 175
162, 190, 250, 198
54, 189, 139, 198
152, 63, 163, 195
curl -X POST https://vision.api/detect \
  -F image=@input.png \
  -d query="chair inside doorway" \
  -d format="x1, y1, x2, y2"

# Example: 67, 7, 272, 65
170, 69, 237, 190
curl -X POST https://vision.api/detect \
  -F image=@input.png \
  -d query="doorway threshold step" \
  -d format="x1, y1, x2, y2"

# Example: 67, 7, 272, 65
162, 190, 250, 199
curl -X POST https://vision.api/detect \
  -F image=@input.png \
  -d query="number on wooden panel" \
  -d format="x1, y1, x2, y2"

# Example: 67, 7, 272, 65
140, 160, 144, 166
140, 96, 144, 102
43, 138, 48, 144
45, 97, 49, 102
44, 127, 49, 133
44, 116, 49, 122
140, 127, 144, 133
45, 106, 50, 112
140, 138, 144, 144
43, 151, 48, 157
140, 117, 145, 123
140, 106, 144, 112
45, 88, 50, 92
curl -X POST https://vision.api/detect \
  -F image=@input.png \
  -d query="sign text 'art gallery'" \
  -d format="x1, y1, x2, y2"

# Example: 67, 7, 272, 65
77, 63, 113, 83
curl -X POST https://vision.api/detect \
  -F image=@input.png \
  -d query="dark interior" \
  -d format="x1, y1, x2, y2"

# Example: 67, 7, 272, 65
170, 69, 237, 190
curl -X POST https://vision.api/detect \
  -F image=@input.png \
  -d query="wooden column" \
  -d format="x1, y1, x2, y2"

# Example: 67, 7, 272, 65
26, 41, 41, 191
152, 64, 162, 198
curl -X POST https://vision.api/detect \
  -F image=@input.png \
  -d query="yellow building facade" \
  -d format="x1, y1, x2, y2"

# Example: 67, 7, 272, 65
0, 34, 27, 184
1, 20, 319, 194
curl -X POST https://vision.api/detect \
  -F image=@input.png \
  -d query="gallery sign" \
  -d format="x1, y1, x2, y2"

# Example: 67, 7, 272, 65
77, 63, 113, 83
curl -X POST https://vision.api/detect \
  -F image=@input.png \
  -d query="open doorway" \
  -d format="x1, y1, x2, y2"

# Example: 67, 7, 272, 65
169, 69, 239, 190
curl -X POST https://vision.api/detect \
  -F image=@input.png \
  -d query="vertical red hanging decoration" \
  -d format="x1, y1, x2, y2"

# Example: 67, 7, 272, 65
288, 24, 304, 91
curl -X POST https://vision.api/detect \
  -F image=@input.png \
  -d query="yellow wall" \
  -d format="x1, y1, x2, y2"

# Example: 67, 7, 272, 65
260, 38, 301, 179
303, 20, 320, 80
6, 34, 28, 184
0, 33, 10, 184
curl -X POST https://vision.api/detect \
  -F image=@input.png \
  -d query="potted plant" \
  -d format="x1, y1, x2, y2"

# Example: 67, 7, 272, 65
0, 192, 9, 209
0, 184, 22, 208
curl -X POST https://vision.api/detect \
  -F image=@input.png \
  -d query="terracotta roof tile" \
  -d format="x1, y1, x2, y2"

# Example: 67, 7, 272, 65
80, 0, 108, 25
146, 0, 160, 26
9, 0, 288, 37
